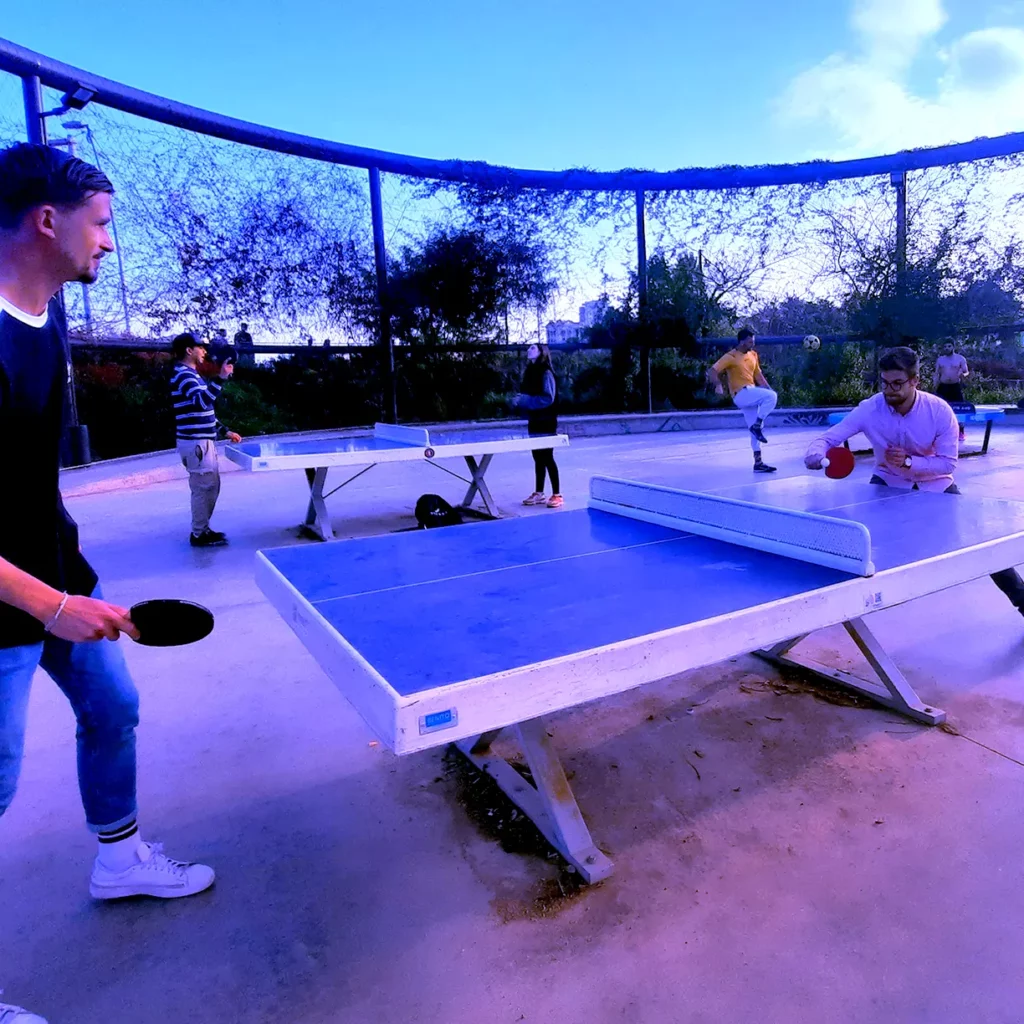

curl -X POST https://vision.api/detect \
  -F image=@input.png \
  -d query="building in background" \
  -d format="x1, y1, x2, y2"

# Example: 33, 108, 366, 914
545, 297, 611, 345
578, 297, 610, 328
546, 320, 584, 345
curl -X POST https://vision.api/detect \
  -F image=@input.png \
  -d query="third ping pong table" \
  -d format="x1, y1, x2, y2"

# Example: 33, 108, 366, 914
226, 422, 569, 539
827, 407, 1005, 457
255, 475, 1024, 881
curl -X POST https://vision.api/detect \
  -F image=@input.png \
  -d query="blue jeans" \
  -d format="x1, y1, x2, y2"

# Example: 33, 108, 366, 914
0, 591, 139, 832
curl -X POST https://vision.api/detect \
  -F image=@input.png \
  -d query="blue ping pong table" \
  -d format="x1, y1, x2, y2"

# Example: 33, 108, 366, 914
226, 422, 569, 539
255, 475, 1024, 882
827, 407, 1004, 457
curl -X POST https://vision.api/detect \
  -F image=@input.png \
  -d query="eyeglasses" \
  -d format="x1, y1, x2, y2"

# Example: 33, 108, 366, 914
879, 377, 913, 391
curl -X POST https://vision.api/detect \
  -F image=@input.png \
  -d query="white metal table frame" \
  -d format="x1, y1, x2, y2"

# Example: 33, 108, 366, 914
227, 423, 569, 540
301, 453, 501, 540
256, 477, 1024, 881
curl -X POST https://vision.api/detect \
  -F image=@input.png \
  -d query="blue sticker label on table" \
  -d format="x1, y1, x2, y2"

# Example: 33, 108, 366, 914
419, 708, 458, 734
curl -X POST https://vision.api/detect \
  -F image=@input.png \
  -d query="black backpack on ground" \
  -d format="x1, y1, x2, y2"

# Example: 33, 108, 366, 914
414, 494, 463, 529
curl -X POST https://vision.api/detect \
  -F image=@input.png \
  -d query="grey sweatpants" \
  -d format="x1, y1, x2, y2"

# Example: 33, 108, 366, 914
732, 385, 778, 451
177, 438, 221, 535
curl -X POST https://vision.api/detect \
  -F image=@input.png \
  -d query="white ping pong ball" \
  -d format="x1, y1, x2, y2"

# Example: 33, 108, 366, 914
821, 457, 830, 469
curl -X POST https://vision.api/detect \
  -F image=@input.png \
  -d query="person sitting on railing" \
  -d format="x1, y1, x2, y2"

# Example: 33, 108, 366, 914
233, 321, 254, 366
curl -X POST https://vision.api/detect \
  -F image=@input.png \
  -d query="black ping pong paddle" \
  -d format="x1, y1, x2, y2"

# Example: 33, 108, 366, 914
822, 445, 856, 480
129, 599, 215, 647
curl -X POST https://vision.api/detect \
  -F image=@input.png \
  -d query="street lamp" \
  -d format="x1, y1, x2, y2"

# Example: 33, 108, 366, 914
63, 120, 132, 336
49, 135, 93, 334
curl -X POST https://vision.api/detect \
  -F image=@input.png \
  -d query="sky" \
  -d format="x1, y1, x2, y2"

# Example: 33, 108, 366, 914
3, 0, 1024, 172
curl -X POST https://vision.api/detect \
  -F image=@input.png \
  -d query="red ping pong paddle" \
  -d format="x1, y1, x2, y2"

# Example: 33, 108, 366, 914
129, 599, 215, 647
822, 445, 856, 480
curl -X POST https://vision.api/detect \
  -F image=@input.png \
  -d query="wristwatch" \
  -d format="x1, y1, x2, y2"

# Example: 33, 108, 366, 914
903, 455, 912, 469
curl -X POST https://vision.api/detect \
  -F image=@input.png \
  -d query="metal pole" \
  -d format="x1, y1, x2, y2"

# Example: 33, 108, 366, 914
22, 74, 46, 143
368, 166, 397, 422
71, 136, 92, 335
635, 189, 651, 413
891, 170, 907, 342
58, 290, 90, 466
81, 277, 92, 330
50, 136, 93, 333
80, 127, 131, 335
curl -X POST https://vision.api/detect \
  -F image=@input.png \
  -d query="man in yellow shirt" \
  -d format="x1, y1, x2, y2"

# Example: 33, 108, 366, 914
707, 328, 778, 473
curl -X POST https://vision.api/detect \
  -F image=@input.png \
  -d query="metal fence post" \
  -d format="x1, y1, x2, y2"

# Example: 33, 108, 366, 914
369, 167, 397, 423
636, 189, 651, 413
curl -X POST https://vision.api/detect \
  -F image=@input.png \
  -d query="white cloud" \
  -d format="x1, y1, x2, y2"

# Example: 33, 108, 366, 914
851, 0, 947, 70
775, 1, 1024, 157
851, 0, 946, 37
943, 27, 1024, 91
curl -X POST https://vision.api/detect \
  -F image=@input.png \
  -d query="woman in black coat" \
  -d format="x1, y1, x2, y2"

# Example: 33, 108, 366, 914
515, 343, 562, 508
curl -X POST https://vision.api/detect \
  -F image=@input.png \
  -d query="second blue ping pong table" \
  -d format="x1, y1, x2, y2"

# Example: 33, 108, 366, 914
827, 406, 1004, 457
254, 475, 1024, 881
226, 422, 569, 539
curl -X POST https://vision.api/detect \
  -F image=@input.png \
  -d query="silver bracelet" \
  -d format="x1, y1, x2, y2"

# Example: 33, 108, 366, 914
44, 592, 69, 633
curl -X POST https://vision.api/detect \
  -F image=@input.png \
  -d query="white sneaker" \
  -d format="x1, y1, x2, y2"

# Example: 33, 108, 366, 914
89, 841, 215, 900
0, 995, 47, 1024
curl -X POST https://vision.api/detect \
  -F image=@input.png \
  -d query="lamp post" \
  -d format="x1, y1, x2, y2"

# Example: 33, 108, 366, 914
63, 120, 131, 336
49, 135, 93, 334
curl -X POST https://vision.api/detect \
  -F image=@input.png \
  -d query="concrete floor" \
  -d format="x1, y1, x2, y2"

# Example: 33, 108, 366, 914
3, 424, 1024, 1023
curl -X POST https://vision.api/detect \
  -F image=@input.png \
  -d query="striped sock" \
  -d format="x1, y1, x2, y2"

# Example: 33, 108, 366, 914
97, 819, 138, 844
96, 820, 143, 872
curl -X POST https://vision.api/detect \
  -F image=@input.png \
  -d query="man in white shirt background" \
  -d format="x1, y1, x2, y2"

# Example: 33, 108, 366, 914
805, 346, 1024, 614
933, 340, 970, 444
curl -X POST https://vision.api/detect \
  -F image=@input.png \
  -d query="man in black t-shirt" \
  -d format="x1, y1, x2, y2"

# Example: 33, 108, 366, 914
233, 321, 254, 366
0, 145, 214, 945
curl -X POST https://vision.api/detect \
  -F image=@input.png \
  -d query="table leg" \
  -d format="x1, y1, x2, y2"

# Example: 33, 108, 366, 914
456, 717, 613, 883
958, 419, 992, 458
458, 454, 497, 517
757, 617, 946, 725
303, 467, 334, 541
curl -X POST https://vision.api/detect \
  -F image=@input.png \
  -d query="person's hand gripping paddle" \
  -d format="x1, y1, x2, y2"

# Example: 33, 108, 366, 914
129, 599, 215, 647
821, 445, 856, 480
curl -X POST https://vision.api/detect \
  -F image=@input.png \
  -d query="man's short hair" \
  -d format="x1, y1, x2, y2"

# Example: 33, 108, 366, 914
878, 346, 920, 377
0, 143, 114, 231
172, 332, 203, 360
737, 327, 755, 343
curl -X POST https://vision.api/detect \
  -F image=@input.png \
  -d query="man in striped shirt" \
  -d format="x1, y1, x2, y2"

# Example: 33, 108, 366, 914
170, 333, 241, 547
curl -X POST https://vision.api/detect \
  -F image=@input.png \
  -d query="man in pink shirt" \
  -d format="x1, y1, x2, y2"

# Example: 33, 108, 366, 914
805, 346, 1024, 613
806, 346, 958, 491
